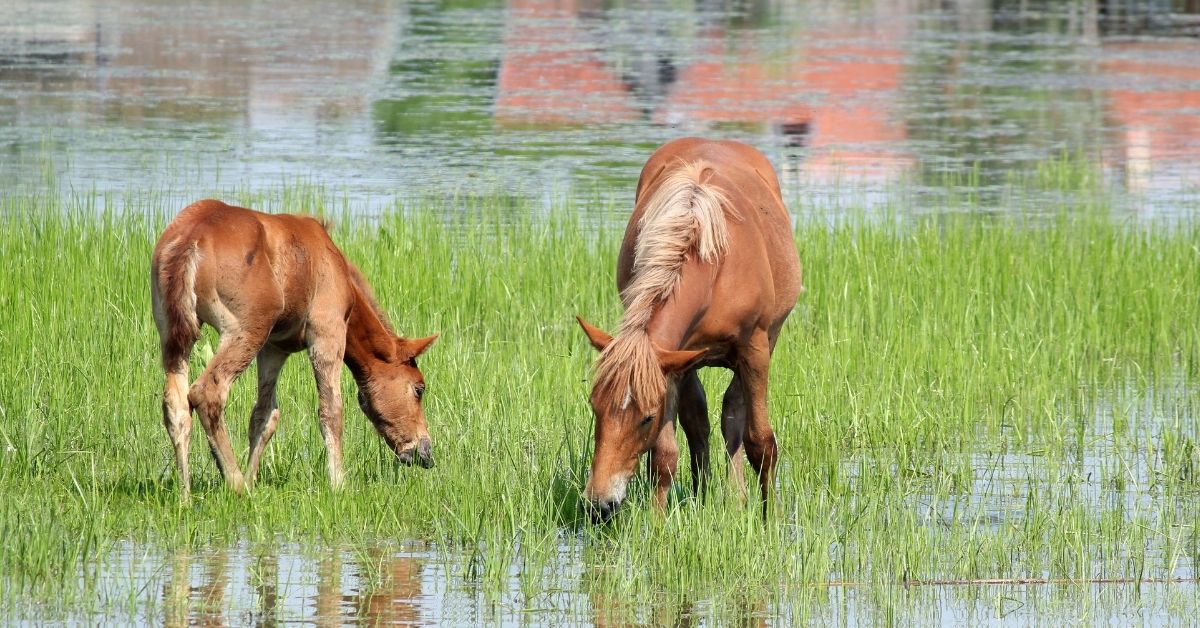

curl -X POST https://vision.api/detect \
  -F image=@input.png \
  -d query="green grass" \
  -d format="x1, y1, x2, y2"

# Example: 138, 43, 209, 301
1, 187, 1198, 622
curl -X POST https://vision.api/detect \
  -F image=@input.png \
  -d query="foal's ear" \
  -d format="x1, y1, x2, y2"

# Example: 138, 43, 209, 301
396, 334, 439, 361
656, 347, 706, 374
575, 315, 612, 352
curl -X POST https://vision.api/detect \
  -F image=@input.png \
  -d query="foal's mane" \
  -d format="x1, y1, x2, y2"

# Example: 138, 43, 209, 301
345, 260, 395, 334
593, 160, 735, 413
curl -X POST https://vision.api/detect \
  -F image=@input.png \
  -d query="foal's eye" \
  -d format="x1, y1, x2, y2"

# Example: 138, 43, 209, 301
640, 415, 654, 427
414, 383, 425, 400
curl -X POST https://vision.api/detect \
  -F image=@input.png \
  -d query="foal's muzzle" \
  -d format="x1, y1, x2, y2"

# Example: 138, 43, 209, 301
397, 437, 434, 469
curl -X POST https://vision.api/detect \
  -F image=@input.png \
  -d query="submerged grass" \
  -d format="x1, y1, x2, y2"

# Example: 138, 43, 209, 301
0, 187, 1198, 621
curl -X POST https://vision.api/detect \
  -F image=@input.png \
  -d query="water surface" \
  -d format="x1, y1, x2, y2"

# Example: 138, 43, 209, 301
3, 0, 1200, 214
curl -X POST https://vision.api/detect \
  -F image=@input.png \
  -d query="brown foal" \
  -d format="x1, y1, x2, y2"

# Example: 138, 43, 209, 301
151, 199, 438, 500
577, 138, 802, 521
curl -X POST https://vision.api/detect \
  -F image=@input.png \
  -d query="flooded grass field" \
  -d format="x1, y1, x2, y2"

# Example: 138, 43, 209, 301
3, 0, 1200, 624
1, 186, 1199, 624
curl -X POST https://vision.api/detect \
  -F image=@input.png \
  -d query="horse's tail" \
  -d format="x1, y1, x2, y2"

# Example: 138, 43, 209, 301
618, 161, 734, 329
152, 239, 201, 370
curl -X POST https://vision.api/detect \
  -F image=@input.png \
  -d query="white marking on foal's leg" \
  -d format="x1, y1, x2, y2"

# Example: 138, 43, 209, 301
163, 371, 193, 501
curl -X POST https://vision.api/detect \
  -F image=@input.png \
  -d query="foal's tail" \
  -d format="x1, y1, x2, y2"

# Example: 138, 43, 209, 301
152, 239, 201, 370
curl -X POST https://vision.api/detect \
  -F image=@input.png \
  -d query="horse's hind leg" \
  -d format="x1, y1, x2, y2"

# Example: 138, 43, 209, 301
676, 369, 711, 498
189, 324, 271, 494
246, 345, 288, 488
721, 373, 748, 502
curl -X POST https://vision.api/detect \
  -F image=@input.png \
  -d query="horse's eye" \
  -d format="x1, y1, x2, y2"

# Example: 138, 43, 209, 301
640, 415, 654, 427
414, 383, 425, 400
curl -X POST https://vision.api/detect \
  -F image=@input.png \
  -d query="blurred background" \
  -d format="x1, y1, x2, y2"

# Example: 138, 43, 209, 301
2, 0, 1199, 215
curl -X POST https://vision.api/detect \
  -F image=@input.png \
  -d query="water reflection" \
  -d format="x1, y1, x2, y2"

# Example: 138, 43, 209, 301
161, 549, 232, 627
1102, 39, 1200, 203
2, 0, 1199, 213
496, 0, 637, 126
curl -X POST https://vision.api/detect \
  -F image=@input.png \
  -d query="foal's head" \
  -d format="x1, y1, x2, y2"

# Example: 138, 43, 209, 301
576, 316, 705, 522
357, 335, 439, 468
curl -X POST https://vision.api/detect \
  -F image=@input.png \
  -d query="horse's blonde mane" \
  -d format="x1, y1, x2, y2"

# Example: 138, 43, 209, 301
593, 161, 735, 413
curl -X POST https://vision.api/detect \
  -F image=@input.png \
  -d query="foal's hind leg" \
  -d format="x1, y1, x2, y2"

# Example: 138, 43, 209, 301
161, 352, 195, 502
245, 345, 289, 488
676, 369, 711, 497
188, 325, 271, 494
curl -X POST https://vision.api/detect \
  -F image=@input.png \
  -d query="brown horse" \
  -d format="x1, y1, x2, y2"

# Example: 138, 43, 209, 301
576, 138, 802, 521
151, 199, 438, 500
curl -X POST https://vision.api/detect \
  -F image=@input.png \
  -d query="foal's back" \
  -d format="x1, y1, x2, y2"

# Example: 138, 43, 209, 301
152, 199, 351, 348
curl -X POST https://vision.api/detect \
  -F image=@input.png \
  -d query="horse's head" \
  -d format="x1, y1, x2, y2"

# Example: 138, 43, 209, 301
357, 334, 439, 468
576, 316, 705, 522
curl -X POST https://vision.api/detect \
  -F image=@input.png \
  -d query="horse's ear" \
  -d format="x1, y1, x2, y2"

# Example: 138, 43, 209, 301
397, 334, 438, 361
656, 347, 706, 374
575, 315, 612, 352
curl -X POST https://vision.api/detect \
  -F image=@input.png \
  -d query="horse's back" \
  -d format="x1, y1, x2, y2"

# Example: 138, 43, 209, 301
626, 138, 801, 324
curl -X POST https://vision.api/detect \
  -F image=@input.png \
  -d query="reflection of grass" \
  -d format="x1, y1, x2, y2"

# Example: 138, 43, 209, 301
1, 186, 1198, 622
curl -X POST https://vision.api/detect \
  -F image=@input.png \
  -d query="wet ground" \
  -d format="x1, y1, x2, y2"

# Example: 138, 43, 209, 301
3, 0, 1200, 215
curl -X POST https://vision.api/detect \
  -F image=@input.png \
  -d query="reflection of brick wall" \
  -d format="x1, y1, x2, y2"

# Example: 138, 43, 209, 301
495, 0, 637, 125
1104, 41, 1200, 161
656, 22, 911, 181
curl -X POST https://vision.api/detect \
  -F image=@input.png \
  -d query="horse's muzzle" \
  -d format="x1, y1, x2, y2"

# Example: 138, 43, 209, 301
397, 438, 434, 469
587, 498, 620, 524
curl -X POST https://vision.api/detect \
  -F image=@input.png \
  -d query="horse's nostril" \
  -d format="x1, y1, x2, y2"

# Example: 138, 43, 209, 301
588, 499, 619, 524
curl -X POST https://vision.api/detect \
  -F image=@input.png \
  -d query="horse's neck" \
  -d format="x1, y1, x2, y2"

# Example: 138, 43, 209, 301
343, 288, 394, 381
634, 256, 711, 351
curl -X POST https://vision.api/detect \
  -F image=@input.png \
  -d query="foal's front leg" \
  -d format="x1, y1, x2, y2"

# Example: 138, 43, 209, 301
308, 336, 347, 489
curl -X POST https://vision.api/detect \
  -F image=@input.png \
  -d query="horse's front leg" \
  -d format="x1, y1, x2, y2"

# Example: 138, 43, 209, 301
308, 335, 347, 489
647, 419, 680, 512
720, 372, 748, 503
738, 330, 778, 518
676, 369, 711, 498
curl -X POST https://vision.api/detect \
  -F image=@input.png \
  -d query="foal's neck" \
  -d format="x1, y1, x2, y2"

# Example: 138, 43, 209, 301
342, 287, 396, 382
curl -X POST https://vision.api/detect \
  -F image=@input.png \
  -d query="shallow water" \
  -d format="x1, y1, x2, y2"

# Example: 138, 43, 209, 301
3, 0, 1200, 214
11, 540, 1196, 625
4, 384, 1196, 625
